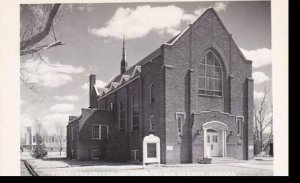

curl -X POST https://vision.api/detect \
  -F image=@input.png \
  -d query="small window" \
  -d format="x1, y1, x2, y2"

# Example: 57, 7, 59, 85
175, 112, 186, 136
100, 125, 109, 140
149, 115, 155, 133
150, 83, 155, 103
110, 102, 114, 111
236, 116, 244, 137
92, 150, 100, 160
178, 116, 183, 136
207, 135, 210, 143
131, 150, 138, 161
92, 125, 100, 139
92, 125, 109, 140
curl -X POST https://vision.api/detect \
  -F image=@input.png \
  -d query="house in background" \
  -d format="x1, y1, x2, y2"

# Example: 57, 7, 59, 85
67, 8, 254, 164
21, 125, 66, 153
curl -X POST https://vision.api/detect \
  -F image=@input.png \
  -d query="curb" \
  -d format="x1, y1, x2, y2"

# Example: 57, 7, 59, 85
22, 160, 39, 176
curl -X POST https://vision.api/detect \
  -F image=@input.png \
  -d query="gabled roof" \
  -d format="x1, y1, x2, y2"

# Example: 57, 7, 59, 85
95, 8, 250, 99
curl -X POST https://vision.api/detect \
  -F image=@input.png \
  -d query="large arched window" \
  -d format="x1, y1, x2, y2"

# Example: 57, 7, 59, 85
131, 93, 139, 131
119, 99, 125, 130
197, 51, 223, 96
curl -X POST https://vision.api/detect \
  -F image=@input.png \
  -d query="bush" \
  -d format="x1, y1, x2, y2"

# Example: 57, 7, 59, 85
32, 144, 47, 159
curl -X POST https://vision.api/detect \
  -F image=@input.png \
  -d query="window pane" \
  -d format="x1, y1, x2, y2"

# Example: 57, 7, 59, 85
207, 135, 210, 143
198, 77, 205, 89
133, 116, 139, 130
201, 55, 206, 64
214, 57, 220, 66
214, 67, 221, 78
198, 64, 205, 76
207, 52, 214, 65
206, 65, 213, 77
101, 126, 108, 139
198, 89, 206, 95
207, 91, 214, 95
93, 126, 99, 139
206, 78, 213, 90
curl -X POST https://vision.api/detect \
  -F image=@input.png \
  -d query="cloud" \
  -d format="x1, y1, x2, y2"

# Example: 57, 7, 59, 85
21, 57, 85, 88
253, 72, 270, 84
42, 113, 69, 124
240, 48, 271, 68
88, 3, 229, 40
213, 2, 229, 12
54, 95, 79, 102
82, 80, 107, 90
21, 114, 34, 126
77, 4, 95, 12
41, 113, 70, 133
49, 103, 74, 113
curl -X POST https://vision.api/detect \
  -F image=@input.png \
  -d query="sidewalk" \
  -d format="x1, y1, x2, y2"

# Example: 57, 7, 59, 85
20, 152, 273, 176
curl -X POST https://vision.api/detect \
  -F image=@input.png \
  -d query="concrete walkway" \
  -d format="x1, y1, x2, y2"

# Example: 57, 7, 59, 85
20, 152, 273, 176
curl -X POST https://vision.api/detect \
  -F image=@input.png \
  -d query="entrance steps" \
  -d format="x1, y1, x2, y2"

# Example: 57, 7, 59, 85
211, 157, 242, 164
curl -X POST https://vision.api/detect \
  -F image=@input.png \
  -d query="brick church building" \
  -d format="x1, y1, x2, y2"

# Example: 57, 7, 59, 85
66, 8, 254, 164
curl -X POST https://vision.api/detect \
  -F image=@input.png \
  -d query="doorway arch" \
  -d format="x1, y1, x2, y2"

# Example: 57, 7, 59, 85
202, 121, 228, 158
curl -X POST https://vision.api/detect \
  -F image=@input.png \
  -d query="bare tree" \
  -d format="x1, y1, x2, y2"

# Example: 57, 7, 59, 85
20, 4, 65, 96
253, 82, 273, 155
54, 122, 66, 156
20, 4, 63, 56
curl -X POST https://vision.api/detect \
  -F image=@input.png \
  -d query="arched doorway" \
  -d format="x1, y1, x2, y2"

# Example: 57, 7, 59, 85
203, 121, 228, 158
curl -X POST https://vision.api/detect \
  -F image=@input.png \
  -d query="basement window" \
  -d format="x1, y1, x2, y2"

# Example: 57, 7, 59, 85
92, 150, 100, 160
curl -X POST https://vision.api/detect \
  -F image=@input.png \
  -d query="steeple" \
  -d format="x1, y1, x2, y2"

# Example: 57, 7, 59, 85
120, 35, 127, 74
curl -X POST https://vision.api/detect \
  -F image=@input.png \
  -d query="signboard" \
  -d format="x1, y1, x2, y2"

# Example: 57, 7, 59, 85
143, 134, 160, 168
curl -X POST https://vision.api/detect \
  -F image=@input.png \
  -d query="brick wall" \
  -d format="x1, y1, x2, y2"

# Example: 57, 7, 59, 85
162, 9, 253, 163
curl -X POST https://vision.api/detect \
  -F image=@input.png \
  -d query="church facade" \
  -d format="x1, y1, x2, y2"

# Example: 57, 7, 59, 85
66, 8, 254, 164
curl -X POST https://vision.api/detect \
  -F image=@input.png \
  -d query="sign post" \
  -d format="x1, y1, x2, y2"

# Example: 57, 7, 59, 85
143, 134, 160, 168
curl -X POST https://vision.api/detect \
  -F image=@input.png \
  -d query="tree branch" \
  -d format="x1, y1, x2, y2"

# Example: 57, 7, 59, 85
20, 4, 61, 51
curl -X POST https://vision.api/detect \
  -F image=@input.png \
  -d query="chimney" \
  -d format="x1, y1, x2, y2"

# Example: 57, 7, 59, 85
89, 74, 97, 108
120, 35, 127, 74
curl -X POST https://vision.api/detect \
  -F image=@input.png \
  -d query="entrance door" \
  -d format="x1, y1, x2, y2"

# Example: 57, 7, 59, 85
206, 129, 220, 157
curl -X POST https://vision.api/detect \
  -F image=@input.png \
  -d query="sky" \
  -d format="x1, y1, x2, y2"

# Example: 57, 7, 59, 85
20, 1, 271, 134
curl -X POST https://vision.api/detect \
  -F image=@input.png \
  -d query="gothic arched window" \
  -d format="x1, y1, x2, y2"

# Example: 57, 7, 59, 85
131, 93, 139, 131
119, 99, 125, 130
197, 51, 223, 96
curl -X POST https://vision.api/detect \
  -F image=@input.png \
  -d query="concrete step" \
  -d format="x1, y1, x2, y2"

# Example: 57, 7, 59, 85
211, 157, 242, 164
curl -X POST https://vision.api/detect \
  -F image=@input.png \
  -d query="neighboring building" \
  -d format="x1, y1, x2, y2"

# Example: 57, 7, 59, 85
67, 8, 254, 164
21, 126, 66, 152
21, 126, 32, 150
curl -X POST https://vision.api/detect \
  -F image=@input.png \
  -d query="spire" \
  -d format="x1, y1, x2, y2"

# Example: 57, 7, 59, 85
122, 35, 126, 61
120, 35, 127, 74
